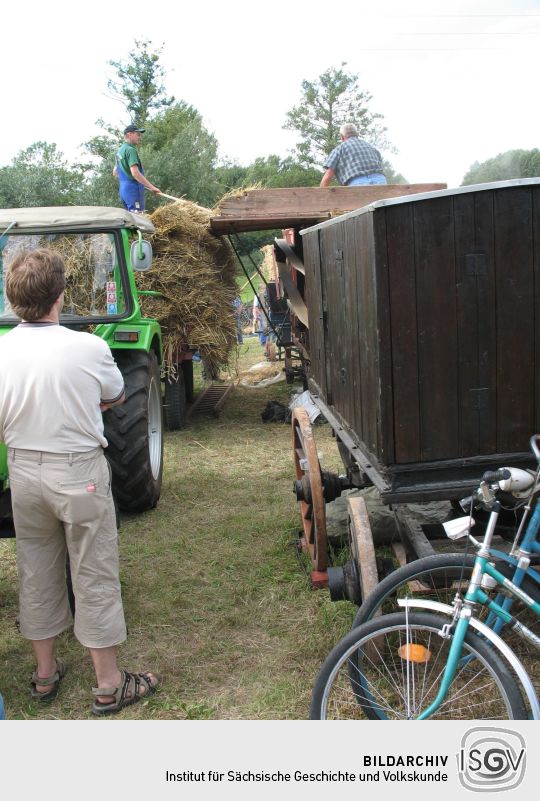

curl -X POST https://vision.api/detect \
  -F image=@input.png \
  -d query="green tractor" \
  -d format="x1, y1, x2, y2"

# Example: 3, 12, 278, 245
0, 206, 191, 532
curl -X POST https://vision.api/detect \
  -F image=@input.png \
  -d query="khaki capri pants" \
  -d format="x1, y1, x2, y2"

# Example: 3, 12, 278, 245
8, 447, 127, 648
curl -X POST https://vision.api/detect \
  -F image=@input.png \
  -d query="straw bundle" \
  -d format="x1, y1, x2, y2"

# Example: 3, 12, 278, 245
258, 244, 276, 283
137, 200, 238, 372
239, 361, 283, 385
47, 234, 115, 317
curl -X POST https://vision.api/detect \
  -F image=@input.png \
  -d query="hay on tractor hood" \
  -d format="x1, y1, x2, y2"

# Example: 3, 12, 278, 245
135, 199, 238, 373
45, 199, 239, 374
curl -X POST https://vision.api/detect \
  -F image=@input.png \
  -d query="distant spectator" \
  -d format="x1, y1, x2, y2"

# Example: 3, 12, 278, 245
233, 296, 243, 344
252, 291, 266, 345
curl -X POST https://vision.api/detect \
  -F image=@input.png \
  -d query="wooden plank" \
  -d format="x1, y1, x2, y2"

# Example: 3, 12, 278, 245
453, 190, 497, 457
210, 184, 447, 233
347, 496, 379, 606
355, 214, 379, 456
494, 188, 534, 452
277, 263, 308, 327
472, 190, 498, 455
414, 196, 459, 461
453, 192, 482, 457
321, 224, 343, 411
211, 215, 332, 234
344, 213, 363, 443
394, 506, 436, 560
372, 209, 393, 465
303, 231, 327, 398
534, 188, 540, 435
386, 203, 420, 463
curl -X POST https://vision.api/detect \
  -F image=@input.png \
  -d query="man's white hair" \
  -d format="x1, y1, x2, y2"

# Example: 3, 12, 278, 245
340, 122, 358, 137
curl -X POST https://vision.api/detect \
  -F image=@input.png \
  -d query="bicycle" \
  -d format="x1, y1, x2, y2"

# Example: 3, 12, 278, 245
310, 435, 540, 720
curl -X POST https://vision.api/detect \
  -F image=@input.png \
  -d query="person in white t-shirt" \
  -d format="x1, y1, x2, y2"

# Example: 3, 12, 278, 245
0, 248, 158, 715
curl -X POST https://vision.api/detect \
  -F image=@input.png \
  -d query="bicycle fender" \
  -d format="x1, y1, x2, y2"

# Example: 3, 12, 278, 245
398, 598, 539, 719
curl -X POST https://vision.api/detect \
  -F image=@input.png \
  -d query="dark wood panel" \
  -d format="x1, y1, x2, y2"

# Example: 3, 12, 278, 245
322, 223, 349, 416
472, 191, 498, 454
341, 220, 359, 429
302, 232, 327, 397
373, 210, 394, 464
494, 188, 534, 451
534, 188, 540, 434
354, 214, 379, 455
414, 197, 459, 460
453, 191, 497, 456
386, 203, 420, 463
345, 214, 364, 444
318, 228, 336, 405
302, 182, 540, 488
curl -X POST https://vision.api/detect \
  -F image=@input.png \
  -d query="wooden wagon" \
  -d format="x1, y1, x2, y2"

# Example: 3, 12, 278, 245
287, 178, 540, 599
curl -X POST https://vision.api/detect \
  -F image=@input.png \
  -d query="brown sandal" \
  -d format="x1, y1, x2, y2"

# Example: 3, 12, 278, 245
30, 659, 67, 702
92, 669, 157, 715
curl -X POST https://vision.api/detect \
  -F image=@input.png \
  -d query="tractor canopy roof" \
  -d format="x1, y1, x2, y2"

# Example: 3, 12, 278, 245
0, 206, 155, 234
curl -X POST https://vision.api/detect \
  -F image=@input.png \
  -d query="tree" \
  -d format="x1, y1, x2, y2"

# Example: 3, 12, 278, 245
107, 39, 174, 126
382, 160, 408, 184
0, 142, 85, 207
244, 155, 321, 188
212, 156, 322, 204
462, 149, 540, 185
284, 64, 393, 168
140, 103, 220, 208
79, 39, 176, 205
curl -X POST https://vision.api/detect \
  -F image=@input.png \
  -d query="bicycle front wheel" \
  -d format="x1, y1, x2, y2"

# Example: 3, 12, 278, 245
310, 612, 527, 720
351, 552, 540, 682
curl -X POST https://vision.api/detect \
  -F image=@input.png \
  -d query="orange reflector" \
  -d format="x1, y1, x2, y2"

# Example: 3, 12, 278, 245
397, 643, 431, 663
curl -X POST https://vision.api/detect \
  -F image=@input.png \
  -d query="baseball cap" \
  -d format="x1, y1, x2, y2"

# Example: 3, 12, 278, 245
124, 124, 145, 134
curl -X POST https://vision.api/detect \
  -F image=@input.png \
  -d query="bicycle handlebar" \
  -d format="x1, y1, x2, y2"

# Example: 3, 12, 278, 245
482, 468, 512, 484
530, 434, 540, 464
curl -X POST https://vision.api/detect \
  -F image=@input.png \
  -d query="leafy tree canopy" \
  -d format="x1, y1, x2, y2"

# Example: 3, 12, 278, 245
214, 155, 321, 197
284, 64, 393, 168
462, 149, 540, 185
0, 142, 85, 207
107, 38, 175, 126
382, 159, 408, 184
139, 103, 220, 208
244, 155, 321, 188
80, 38, 177, 203
79, 41, 221, 209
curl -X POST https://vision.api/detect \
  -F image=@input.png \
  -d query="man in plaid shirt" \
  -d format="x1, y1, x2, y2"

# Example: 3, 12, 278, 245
320, 123, 386, 187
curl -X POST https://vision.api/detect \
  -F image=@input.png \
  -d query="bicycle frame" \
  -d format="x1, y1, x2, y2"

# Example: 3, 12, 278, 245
398, 483, 540, 719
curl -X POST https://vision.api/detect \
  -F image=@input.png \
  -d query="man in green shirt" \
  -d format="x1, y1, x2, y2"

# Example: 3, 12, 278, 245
113, 125, 161, 212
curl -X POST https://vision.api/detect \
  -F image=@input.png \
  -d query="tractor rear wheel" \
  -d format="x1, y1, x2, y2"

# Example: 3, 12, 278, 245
104, 350, 163, 512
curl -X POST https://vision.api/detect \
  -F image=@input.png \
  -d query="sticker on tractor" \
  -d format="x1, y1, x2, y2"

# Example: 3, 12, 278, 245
107, 303, 118, 315
107, 292, 117, 303
106, 282, 116, 292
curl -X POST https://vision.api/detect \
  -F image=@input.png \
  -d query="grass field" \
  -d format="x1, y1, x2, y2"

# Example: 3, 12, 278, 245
0, 337, 355, 720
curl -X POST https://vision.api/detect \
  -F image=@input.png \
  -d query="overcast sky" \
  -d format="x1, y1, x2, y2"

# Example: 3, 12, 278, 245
2, 0, 539, 188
